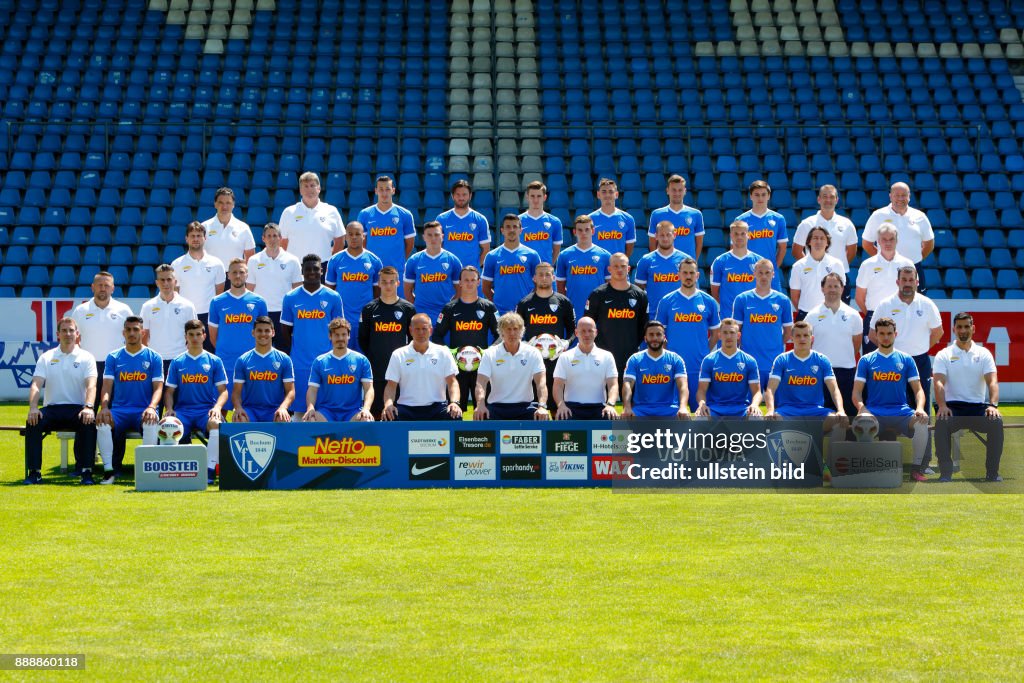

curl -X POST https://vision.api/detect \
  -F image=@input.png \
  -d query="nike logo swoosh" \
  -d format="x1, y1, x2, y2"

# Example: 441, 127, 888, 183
527, 307, 536, 311
604, 300, 612, 303
373, 314, 381, 318
411, 462, 445, 476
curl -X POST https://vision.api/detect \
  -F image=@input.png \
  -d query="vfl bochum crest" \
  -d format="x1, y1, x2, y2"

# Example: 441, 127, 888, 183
766, 431, 813, 467
230, 431, 277, 481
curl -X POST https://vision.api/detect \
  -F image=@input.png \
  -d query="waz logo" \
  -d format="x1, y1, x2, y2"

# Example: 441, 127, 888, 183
230, 431, 277, 481
766, 430, 813, 467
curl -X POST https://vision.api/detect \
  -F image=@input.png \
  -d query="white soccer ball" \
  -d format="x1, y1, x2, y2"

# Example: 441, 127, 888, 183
455, 345, 483, 372
851, 413, 880, 443
530, 334, 565, 361
157, 416, 185, 445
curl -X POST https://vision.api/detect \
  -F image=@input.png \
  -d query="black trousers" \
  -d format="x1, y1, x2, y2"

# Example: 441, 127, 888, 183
861, 310, 876, 354
396, 402, 459, 421
24, 404, 97, 473
563, 402, 606, 420
825, 366, 857, 417
487, 402, 539, 420
934, 402, 1003, 479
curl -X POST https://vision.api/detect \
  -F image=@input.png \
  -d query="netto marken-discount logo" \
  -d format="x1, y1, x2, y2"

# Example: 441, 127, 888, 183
297, 437, 381, 467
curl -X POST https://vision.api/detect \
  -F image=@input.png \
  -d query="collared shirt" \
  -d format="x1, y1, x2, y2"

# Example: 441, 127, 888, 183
870, 293, 942, 357
279, 199, 345, 262
170, 251, 226, 315
33, 345, 97, 406
855, 252, 915, 311
70, 298, 135, 360
246, 248, 302, 312
793, 211, 857, 271
933, 341, 997, 404
140, 293, 197, 359
789, 253, 846, 312
202, 214, 256, 267
805, 302, 862, 368
385, 341, 458, 406
553, 345, 617, 404
863, 204, 934, 263
478, 342, 545, 404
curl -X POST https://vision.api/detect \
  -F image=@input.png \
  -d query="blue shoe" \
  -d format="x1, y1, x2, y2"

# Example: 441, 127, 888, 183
938, 476, 952, 483
80, 471, 95, 485
986, 475, 1003, 482
24, 471, 41, 485
207, 468, 216, 486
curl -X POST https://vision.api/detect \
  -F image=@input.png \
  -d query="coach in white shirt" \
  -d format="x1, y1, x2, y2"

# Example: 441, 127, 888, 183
553, 316, 619, 420
24, 317, 98, 484
278, 171, 345, 268
792, 184, 857, 298
862, 181, 935, 291
171, 221, 226, 316
855, 224, 914, 353
382, 313, 462, 421
789, 226, 845, 319
140, 264, 198, 369
202, 187, 256, 267
806, 272, 862, 416
71, 270, 134, 375
933, 312, 1003, 482
474, 312, 548, 421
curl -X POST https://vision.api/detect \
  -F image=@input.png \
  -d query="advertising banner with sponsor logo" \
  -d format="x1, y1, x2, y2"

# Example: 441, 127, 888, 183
219, 420, 825, 490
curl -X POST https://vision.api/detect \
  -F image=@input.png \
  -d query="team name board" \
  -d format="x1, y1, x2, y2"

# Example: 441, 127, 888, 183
219, 421, 824, 490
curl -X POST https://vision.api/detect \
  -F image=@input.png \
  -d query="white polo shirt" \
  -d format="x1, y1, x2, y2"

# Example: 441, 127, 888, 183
805, 302, 863, 369
553, 344, 617, 404
170, 251, 226, 315
247, 249, 302, 312
202, 214, 256, 267
478, 342, 545, 404
855, 252, 915, 311
793, 211, 857, 271
870, 293, 942, 357
278, 199, 344, 262
862, 204, 934, 264
70, 298, 135, 361
789, 253, 846, 312
933, 342, 997, 404
385, 341, 458, 406
33, 345, 97, 406
140, 293, 197, 360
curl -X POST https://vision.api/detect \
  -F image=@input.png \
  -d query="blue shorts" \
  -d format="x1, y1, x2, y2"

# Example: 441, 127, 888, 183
244, 407, 280, 423
175, 408, 212, 438
317, 406, 359, 422
708, 404, 748, 418
109, 406, 146, 435
775, 405, 833, 418
632, 404, 682, 418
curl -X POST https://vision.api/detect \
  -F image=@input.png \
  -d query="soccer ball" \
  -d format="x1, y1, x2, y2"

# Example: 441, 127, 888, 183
455, 345, 483, 372
851, 413, 880, 442
530, 334, 565, 361
157, 416, 185, 445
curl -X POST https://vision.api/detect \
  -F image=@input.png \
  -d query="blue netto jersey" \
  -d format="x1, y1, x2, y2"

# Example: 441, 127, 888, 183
589, 208, 636, 255
699, 348, 759, 415
648, 205, 704, 257
654, 289, 721, 367
482, 244, 541, 314
403, 249, 463, 322
734, 209, 787, 289
770, 350, 834, 416
104, 347, 163, 410
208, 291, 267, 374
358, 204, 416, 271
856, 349, 919, 416
436, 208, 490, 268
733, 289, 793, 376
234, 348, 295, 414
710, 250, 760, 324
634, 249, 689, 316
555, 244, 611, 321
280, 285, 344, 369
624, 350, 687, 416
518, 211, 562, 265
166, 350, 228, 411
309, 350, 373, 417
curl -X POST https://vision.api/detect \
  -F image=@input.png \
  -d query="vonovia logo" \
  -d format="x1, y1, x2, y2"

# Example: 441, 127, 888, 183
766, 430, 813, 466
230, 431, 276, 481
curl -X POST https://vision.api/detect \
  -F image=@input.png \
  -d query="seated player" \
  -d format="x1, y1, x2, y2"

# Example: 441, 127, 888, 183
695, 318, 762, 418
621, 321, 689, 419
163, 319, 228, 485
302, 318, 374, 422
851, 317, 930, 480
764, 321, 847, 432
97, 316, 163, 484
232, 316, 295, 423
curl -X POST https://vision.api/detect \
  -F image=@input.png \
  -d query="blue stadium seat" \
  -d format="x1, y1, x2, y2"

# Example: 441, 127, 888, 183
970, 269, 995, 289
943, 268, 968, 289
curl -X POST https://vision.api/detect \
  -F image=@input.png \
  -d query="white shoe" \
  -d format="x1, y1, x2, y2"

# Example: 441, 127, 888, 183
99, 471, 118, 485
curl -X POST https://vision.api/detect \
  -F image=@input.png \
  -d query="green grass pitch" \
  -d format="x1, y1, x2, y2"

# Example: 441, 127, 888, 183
1, 403, 1022, 681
